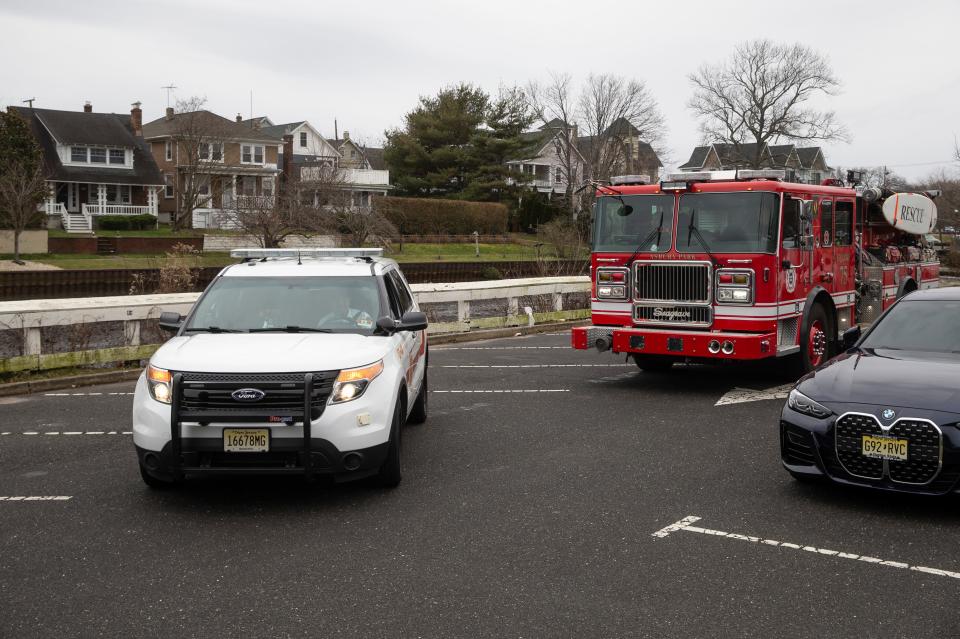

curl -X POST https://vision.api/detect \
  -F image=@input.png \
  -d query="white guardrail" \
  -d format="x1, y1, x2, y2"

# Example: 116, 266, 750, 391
0, 277, 590, 374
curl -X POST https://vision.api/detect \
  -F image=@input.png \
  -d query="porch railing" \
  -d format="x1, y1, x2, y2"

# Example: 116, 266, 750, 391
84, 204, 155, 216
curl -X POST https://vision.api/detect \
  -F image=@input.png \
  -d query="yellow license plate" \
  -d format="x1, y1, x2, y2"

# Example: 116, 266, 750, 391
223, 429, 270, 453
861, 435, 908, 461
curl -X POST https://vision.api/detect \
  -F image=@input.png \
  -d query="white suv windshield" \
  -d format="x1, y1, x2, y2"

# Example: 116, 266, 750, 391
186, 276, 382, 334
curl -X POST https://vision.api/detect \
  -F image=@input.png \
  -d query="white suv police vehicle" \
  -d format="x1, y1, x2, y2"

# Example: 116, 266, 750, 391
132, 248, 428, 489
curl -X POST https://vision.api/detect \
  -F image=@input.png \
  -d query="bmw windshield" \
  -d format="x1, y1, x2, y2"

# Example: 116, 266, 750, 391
186, 276, 383, 334
676, 192, 780, 254
861, 299, 960, 353
593, 195, 675, 253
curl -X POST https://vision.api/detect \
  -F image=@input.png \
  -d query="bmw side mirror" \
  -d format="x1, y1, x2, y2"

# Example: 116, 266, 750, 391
397, 311, 428, 332
158, 311, 183, 333
842, 326, 861, 350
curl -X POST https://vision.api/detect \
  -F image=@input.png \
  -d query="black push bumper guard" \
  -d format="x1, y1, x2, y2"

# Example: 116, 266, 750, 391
145, 372, 388, 480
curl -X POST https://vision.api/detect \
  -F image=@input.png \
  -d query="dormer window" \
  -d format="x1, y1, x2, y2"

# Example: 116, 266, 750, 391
90, 148, 107, 163
71, 147, 87, 162
109, 149, 125, 165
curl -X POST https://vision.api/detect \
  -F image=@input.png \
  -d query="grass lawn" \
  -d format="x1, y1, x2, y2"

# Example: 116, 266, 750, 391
7, 253, 237, 270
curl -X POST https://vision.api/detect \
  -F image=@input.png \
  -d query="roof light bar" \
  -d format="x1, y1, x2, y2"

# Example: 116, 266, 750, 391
610, 174, 650, 186
736, 169, 786, 181
659, 181, 689, 191
230, 248, 384, 259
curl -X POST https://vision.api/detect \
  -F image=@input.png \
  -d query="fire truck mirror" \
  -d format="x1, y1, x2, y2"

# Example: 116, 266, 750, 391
801, 200, 816, 222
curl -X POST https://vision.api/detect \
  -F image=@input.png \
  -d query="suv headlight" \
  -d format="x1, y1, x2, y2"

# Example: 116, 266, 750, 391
331, 360, 384, 404
147, 365, 172, 404
787, 388, 832, 418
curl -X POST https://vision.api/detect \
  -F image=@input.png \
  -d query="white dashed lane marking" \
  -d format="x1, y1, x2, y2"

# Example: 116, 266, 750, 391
7, 431, 130, 436
432, 389, 570, 394
44, 392, 134, 396
654, 515, 960, 581
441, 364, 628, 368
0, 496, 72, 502
434, 346, 569, 351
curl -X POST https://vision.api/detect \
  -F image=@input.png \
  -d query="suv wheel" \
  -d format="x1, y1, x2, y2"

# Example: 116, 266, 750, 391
377, 398, 403, 488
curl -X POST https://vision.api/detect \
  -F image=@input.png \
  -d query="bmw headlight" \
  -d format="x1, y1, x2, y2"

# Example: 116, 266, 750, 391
147, 365, 172, 404
331, 360, 384, 404
787, 388, 831, 418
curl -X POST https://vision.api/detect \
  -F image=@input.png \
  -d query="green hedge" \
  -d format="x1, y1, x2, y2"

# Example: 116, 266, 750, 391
374, 196, 508, 235
97, 214, 157, 231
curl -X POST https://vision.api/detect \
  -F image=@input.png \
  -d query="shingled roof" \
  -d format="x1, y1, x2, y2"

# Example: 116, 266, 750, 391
9, 106, 164, 186
143, 110, 282, 143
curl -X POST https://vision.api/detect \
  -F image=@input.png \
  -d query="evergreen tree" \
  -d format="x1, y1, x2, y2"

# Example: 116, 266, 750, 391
384, 84, 537, 202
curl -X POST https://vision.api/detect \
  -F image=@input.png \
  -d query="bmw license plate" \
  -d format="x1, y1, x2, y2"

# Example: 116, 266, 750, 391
861, 435, 907, 461
223, 429, 269, 453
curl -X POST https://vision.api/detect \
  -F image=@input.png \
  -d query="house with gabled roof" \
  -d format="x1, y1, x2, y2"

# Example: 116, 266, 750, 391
679, 142, 829, 184
9, 102, 165, 233
506, 120, 586, 197
142, 107, 283, 227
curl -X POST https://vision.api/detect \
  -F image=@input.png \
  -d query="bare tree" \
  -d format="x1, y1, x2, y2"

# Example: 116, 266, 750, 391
168, 96, 232, 231
226, 192, 314, 248
0, 111, 47, 264
578, 73, 667, 183
528, 73, 581, 216
833, 165, 909, 190
689, 40, 848, 169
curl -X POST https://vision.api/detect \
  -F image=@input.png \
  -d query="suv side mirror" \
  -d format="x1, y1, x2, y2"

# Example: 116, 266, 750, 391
842, 326, 862, 350
376, 316, 398, 334
397, 311, 428, 332
158, 311, 183, 333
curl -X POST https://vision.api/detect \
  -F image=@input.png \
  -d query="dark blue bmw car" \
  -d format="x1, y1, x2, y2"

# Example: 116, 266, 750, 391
781, 286, 960, 494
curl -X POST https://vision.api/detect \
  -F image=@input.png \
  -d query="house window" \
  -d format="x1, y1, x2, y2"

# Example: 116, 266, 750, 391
211, 142, 222, 162
164, 174, 174, 199
198, 144, 209, 160
90, 148, 106, 164
109, 149, 125, 165
555, 167, 563, 184
120, 185, 131, 203
242, 145, 251, 163
242, 177, 256, 196
300, 132, 307, 147
165, 140, 172, 162
262, 177, 274, 197
254, 146, 263, 164
71, 147, 87, 163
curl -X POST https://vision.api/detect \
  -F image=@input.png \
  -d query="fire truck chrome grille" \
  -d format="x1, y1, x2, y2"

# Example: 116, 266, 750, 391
634, 304, 712, 327
633, 262, 711, 304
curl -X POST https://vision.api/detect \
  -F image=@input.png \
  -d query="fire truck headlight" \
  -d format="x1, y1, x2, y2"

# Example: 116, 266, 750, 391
732, 289, 749, 301
597, 285, 626, 299
717, 288, 734, 302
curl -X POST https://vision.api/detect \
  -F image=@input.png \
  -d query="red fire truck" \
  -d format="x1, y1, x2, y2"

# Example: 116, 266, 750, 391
570, 170, 940, 373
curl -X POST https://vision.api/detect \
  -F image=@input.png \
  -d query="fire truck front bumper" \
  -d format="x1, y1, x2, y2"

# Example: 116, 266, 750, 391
571, 325, 779, 360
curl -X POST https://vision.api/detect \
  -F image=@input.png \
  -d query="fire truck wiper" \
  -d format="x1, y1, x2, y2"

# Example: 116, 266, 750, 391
686, 209, 717, 265
625, 208, 665, 267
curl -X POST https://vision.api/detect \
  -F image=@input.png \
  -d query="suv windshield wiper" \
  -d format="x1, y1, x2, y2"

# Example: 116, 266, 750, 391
183, 326, 241, 333
247, 326, 333, 333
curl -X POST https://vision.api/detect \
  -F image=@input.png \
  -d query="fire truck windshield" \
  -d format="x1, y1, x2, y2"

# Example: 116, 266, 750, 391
593, 195, 674, 253
676, 192, 779, 254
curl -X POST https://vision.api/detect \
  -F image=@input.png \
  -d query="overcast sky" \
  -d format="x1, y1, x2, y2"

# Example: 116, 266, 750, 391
1, 0, 957, 181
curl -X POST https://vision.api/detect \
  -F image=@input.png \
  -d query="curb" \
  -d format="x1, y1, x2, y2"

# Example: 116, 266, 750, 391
0, 320, 586, 396
0, 368, 143, 398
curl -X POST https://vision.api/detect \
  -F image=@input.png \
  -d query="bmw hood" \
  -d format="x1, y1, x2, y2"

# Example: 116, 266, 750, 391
798, 349, 960, 415
150, 333, 391, 373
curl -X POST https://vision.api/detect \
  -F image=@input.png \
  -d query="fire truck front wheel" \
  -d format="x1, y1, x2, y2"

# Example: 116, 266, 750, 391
633, 355, 674, 373
799, 304, 832, 373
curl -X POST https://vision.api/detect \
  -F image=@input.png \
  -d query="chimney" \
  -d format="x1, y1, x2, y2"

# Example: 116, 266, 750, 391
130, 101, 143, 136
83, 101, 92, 113
281, 134, 294, 192
165, 106, 174, 121
236, 113, 243, 123
342, 130, 350, 141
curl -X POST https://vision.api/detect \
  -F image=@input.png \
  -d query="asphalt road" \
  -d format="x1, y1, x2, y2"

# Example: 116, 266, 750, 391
1, 331, 959, 638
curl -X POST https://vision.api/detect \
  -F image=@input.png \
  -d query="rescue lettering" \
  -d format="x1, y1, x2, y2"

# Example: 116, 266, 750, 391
899, 204, 925, 224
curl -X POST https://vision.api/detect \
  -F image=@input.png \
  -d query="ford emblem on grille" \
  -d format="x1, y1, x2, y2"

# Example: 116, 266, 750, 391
881, 409, 896, 420
231, 388, 266, 402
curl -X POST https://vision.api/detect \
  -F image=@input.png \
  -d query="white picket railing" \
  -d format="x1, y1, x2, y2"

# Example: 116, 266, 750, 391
84, 204, 155, 216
